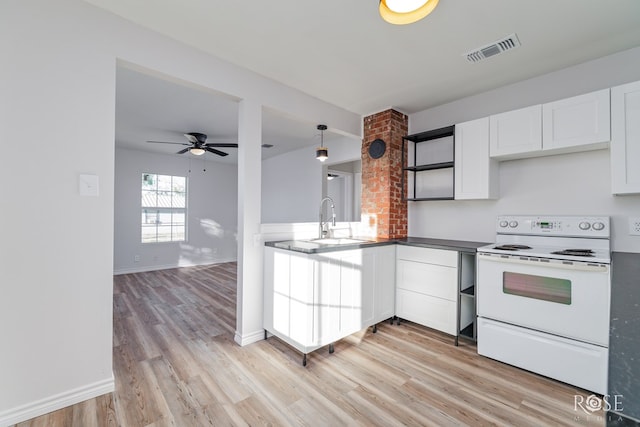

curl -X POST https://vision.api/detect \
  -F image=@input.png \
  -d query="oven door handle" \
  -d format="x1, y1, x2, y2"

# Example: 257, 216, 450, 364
477, 253, 609, 272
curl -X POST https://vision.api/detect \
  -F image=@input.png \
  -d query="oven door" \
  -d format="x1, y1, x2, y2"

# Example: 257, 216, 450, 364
477, 253, 610, 346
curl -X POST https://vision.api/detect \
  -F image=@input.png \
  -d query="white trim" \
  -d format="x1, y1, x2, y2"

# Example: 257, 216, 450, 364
113, 258, 237, 275
0, 376, 114, 427
234, 329, 265, 347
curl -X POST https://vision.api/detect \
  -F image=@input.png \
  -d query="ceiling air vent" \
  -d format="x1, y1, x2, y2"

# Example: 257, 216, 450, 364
464, 33, 521, 63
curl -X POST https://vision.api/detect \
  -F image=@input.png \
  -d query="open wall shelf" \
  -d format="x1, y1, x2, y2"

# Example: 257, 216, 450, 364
402, 125, 455, 201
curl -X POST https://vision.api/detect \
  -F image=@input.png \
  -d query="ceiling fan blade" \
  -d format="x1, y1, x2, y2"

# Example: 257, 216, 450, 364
147, 140, 190, 146
184, 133, 199, 143
204, 142, 238, 148
176, 147, 190, 154
205, 147, 229, 156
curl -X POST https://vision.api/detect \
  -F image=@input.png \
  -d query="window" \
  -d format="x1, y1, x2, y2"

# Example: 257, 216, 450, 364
141, 173, 186, 243
503, 271, 571, 305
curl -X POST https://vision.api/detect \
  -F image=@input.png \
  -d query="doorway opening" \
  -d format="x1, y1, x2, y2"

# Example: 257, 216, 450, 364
324, 159, 361, 222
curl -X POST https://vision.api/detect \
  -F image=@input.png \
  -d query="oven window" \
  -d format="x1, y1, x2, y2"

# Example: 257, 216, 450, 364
503, 272, 571, 305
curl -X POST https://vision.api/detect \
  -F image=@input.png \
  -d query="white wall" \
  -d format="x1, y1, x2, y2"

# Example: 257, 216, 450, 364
1, 2, 116, 424
261, 135, 361, 223
114, 148, 237, 274
0, 0, 361, 424
327, 176, 347, 220
408, 47, 640, 253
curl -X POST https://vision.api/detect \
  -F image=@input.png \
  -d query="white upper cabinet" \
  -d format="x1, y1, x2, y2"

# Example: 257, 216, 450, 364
489, 90, 611, 160
489, 105, 542, 159
611, 80, 640, 195
542, 89, 610, 153
455, 117, 499, 200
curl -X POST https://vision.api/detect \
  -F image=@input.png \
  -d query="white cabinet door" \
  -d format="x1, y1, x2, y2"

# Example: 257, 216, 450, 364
316, 254, 342, 344
373, 245, 396, 323
288, 254, 316, 346
543, 89, 610, 152
338, 250, 366, 337
264, 247, 318, 352
455, 117, 499, 200
268, 248, 291, 335
490, 105, 542, 159
611, 80, 640, 194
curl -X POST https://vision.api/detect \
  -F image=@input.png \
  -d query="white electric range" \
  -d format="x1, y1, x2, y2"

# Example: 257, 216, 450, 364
476, 215, 611, 394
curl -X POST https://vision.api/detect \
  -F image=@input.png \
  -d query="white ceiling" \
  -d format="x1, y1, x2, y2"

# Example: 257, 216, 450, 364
104, 0, 640, 162
115, 66, 342, 163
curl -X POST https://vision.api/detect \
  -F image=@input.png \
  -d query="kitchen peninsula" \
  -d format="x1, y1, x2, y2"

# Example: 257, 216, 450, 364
263, 237, 487, 365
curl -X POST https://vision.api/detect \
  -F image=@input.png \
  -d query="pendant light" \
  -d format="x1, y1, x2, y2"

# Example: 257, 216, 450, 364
379, 0, 440, 25
316, 124, 328, 162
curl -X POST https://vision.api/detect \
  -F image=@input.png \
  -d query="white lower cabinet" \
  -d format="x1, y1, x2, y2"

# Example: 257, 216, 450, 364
395, 245, 475, 338
396, 290, 457, 335
263, 245, 395, 356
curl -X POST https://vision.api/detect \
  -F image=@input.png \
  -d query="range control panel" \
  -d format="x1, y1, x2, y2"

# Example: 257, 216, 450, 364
496, 215, 610, 238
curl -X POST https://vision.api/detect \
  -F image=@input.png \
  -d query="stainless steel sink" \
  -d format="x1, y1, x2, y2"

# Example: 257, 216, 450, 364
271, 237, 375, 252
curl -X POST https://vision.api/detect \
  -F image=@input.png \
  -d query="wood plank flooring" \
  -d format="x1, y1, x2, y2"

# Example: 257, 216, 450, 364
15, 262, 607, 426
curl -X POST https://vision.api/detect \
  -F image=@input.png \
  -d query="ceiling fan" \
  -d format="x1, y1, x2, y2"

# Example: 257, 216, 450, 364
146, 132, 238, 157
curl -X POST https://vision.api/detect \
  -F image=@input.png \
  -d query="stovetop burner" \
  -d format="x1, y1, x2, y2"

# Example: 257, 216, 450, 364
493, 244, 533, 251
550, 249, 595, 257
480, 215, 611, 264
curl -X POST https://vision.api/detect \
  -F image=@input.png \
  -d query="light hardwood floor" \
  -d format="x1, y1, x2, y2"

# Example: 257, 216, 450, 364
16, 262, 606, 426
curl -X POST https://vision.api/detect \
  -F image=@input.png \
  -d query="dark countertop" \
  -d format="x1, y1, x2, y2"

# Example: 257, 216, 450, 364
265, 236, 490, 254
396, 237, 490, 253
265, 236, 393, 254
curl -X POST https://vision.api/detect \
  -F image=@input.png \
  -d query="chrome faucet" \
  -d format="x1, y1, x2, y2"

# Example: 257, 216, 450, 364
319, 196, 336, 238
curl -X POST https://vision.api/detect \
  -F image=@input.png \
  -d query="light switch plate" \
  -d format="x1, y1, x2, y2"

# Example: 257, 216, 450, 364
79, 174, 99, 197
629, 217, 640, 236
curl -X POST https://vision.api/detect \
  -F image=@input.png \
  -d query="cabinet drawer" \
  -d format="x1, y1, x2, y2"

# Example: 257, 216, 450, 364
396, 259, 457, 300
396, 290, 456, 335
396, 245, 457, 267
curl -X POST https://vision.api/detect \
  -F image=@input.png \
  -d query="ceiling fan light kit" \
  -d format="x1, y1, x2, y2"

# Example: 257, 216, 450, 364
316, 124, 328, 162
379, 0, 439, 25
189, 147, 205, 156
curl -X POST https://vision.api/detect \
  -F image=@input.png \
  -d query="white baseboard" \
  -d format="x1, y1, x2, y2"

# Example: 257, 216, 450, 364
234, 329, 265, 347
0, 375, 115, 427
113, 257, 237, 275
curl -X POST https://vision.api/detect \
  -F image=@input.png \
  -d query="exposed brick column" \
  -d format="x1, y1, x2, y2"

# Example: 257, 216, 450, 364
361, 109, 408, 239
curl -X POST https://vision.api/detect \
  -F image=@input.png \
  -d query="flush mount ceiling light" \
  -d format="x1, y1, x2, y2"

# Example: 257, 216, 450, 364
316, 124, 328, 162
379, 0, 440, 25
189, 147, 205, 156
